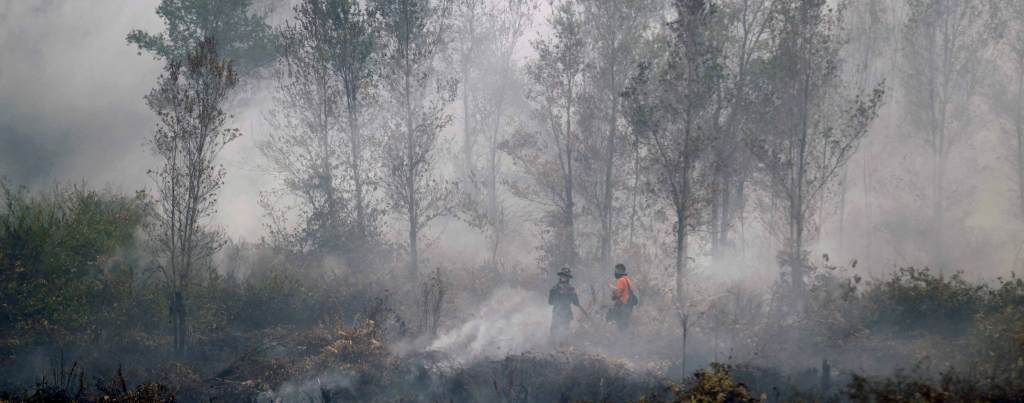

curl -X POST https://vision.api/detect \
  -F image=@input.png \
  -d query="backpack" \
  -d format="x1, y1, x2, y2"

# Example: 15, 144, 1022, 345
626, 278, 640, 306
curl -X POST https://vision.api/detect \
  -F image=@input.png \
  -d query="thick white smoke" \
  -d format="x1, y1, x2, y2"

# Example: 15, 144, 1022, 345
256, 369, 356, 403
427, 287, 551, 364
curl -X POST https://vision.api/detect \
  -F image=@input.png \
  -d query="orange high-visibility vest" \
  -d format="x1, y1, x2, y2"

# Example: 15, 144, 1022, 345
613, 276, 632, 305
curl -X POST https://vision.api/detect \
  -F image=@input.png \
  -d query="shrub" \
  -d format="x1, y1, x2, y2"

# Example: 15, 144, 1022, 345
640, 363, 764, 403
862, 268, 985, 335
0, 181, 151, 343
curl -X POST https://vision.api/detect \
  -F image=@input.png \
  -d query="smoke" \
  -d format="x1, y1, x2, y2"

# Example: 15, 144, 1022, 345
0, 1, 161, 189
427, 287, 551, 365
256, 369, 356, 403
0, 0, 1016, 278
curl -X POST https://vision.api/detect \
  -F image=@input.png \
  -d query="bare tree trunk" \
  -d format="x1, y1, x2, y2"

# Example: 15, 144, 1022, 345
487, 119, 501, 268
675, 123, 694, 301
791, 70, 811, 293
321, 76, 337, 247
711, 169, 733, 262
719, 177, 733, 255
462, 61, 474, 179
460, 5, 477, 181
600, 94, 618, 272
933, 144, 946, 266
711, 175, 722, 259
348, 104, 367, 239
629, 131, 640, 246
564, 79, 578, 271
1016, 57, 1024, 220
837, 166, 848, 247
175, 290, 187, 357
675, 205, 687, 301
404, 57, 419, 277
409, 198, 419, 275
932, 94, 948, 267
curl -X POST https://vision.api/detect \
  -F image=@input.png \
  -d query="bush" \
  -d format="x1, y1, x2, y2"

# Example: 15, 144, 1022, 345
640, 363, 763, 403
845, 371, 1024, 402
861, 268, 985, 335
0, 181, 152, 343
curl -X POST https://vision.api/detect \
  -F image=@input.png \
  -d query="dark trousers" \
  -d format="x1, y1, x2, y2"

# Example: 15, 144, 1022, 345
607, 303, 632, 331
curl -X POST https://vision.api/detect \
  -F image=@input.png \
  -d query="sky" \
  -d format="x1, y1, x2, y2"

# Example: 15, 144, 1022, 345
0, 1, 269, 239
0, 1, 161, 187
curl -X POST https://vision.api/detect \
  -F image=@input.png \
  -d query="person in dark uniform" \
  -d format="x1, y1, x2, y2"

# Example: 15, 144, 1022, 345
549, 267, 581, 346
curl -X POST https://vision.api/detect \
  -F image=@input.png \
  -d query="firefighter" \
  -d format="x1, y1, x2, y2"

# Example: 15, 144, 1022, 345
608, 263, 638, 331
549, 267, 581, 346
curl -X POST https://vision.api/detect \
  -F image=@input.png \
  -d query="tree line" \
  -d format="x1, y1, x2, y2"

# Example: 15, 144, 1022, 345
119, 0, 1024, 355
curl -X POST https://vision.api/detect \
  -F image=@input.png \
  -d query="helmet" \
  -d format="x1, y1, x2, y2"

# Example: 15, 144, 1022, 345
614, 263, 627, 276
557, 267, 573, 278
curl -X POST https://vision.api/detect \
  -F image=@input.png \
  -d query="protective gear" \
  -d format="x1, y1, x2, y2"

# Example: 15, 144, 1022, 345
608, 264, 636, 331
549, 281, 580, 345
612, 276, 633, 305
557, 267, 573, 278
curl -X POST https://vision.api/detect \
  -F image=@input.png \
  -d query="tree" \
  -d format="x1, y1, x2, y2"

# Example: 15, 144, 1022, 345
747, 0, 884, 293
374, 0, 455, 276
261, 0, 348, 259
625, 0, 723, 300
834, 0, 894, 247
506, 1, 586, 272
457, 0, 536, 269
127, 0, 276, 78
145, 38, 240, 355
0, 182, 149, 341
989, 0, 1024, 220
451, 0, 487, 182
260, 0, 381, 266
707, 0, 775, 261
900, 0, 997, 266
578, 0, 659, 273
330, 0, 381, 250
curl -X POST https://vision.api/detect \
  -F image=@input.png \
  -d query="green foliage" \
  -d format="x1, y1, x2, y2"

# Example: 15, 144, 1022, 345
0, 181, 151, 342
846, 370, 1024, 402
863, 268, 986, 334
641, 364, 763, 403
806, 268, 868, 342
126, 0, 276, 76
679, 363, 762, 403
972, 305, 1024, 382
970, 276, 1024, 381
235, 270, 316, 329
800, 265, 1024, 386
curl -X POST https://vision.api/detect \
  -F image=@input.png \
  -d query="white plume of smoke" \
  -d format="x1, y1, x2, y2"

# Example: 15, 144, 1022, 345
428, 287, 551, 364
256, 369, 355, 403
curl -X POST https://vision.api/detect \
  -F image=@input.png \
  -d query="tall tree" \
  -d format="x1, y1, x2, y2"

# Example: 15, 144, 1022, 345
260, 0, 366, 262
625, 0, 723, 300
506, 1, 586, 272
127, 0, 276, 77
458, 0, 536, 268
452, 0, 487, 182
748, 0, 883, 293
331, 0, 381, 250
707, 0, 774, 261
578, 0, 658, 273
834, 0, 893, 247
988, 0, 1024, 220
374, 0, 455, 276
900, 0, 997, 266
146, 38, 240, 356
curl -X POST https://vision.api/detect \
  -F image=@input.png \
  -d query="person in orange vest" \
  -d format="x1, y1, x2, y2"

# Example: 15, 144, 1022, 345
607, 263, 637, 331
549, 267, 581, 346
